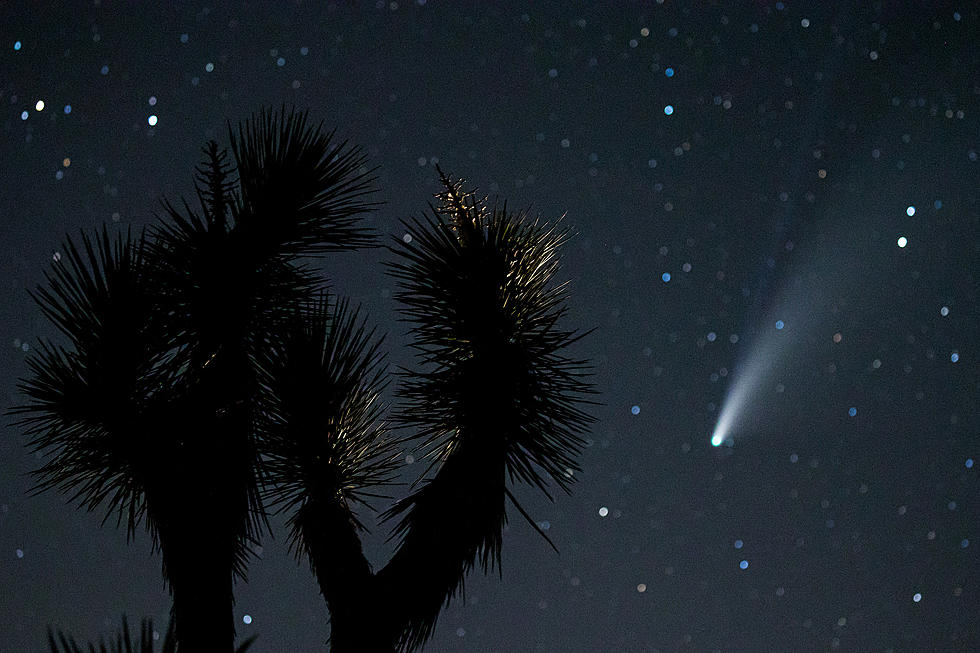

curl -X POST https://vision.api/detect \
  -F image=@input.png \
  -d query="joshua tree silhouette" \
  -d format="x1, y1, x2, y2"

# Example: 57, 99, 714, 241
7, 107, 597, 652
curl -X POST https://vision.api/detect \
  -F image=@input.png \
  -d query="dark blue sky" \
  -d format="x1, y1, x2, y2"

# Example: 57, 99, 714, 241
1, 1, 977, 651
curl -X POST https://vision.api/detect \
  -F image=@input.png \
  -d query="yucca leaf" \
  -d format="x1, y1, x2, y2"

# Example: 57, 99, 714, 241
195, 140, 237, 230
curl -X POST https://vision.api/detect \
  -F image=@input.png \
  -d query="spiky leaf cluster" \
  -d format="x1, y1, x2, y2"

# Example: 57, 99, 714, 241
387, 169, 597, 495
231, 106, 380, 258
9, 227, 182, 539
47, 615, 256, 653
254, 291, 400, 549
48, 616, 177, 653
379, 169, 597, 651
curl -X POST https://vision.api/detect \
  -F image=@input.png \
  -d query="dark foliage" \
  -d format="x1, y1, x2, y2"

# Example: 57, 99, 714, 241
374, 167, 598, 651
7, 108, 596, 652
46, 615, 256, 653
7, 107, 382, 652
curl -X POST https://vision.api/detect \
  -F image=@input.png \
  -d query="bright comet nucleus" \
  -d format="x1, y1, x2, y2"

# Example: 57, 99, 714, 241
708, 279, 816, 448
710, 353, 771, 447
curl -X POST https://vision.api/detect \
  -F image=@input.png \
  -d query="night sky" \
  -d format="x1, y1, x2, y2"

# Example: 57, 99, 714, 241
2, 1, 978, 651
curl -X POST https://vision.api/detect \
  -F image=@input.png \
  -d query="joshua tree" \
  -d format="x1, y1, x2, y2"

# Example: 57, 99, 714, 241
8, 107, 596, 652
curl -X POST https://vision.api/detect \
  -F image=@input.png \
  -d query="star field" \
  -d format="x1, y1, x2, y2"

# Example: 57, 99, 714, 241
1, 2, 977, 651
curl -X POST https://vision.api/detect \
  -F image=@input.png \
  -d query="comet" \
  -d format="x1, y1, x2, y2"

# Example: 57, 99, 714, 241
711, 352, 773, 446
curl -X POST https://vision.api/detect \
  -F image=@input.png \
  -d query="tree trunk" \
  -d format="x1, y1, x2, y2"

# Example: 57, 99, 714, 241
297, 496, 398, 652
323, 594, 397, 653
163, 526, 236, 653
147, 350, 252, 653
372, 440, 508, 653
